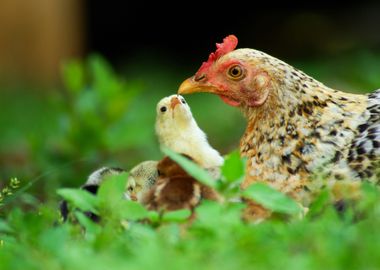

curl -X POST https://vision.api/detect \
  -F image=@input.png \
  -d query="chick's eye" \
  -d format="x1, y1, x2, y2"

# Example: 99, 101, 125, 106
128, 186, 134, 192
160, 106, 167, 112
180, 98, 186, 104
227, 65, 244, 80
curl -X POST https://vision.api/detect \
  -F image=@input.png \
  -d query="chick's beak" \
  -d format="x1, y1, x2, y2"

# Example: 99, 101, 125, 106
170, 96, 181, 109
130, 193, 138, 201
178, 76, 219, 95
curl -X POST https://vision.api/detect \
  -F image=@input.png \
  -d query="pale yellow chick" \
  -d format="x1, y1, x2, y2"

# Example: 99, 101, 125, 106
155, 94, 224, 171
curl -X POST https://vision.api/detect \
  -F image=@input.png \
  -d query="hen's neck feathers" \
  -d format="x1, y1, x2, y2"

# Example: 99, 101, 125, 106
239, 49, 367, 123
239, 50, 368, 137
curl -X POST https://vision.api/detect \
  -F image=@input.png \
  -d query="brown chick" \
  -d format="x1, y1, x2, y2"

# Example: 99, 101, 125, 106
141, 155, 222, 213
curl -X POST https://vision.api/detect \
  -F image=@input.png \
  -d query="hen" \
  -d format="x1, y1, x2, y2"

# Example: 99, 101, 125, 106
178, 35, 380, 206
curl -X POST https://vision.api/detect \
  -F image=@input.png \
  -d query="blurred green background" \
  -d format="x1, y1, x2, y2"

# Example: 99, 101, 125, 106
1, 2, 380, 205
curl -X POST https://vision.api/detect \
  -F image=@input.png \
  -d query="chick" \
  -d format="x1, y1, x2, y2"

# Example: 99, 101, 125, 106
141, 155, 222, 213
85, 162, 159, 202
155, 94, 224, 172
124, 160, 159, 202
86, 166, 126, 186
60, 167, 126, 222
59, 161, 159, 222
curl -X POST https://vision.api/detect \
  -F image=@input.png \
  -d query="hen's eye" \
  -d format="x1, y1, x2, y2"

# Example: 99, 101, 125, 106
227, 65, 244, 80
160, 106, 167, 112
128, 186, 134, 192
180, 98, 186, 104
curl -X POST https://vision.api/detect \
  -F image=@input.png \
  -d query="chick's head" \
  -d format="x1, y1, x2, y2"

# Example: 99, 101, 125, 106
155, 94, 193, 134
125, 160, 158, 202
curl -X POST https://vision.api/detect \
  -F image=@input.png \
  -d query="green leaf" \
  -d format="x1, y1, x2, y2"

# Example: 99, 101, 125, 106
38, 226, 70, 254
96, 173, 147, 221
89, 54, 115, 98
242, 183, 302, 215
56, 188, 99, 214
357, 182, 380, 210
194, 201, 223, 227
162, 148, 216, 188
0, 219, 13, 233
75, 90, 99, 117
221, 150, 245, 182
307, 189, 331, 217
97, 172, 128, 207
61, 60, 85, 94
162, 209, 192, 222
361, 182, 379, 198
147, 211, 160, 223
119, 201, 149, 221
74, 211, 101, 235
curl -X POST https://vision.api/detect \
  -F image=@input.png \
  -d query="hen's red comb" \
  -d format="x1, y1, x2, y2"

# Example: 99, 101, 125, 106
197, 35, 238, 75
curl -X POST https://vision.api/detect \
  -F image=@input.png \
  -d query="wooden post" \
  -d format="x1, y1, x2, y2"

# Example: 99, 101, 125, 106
0, 0, 84, 85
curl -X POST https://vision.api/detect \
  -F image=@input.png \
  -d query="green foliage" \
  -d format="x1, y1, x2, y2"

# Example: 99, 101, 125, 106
97, 173, 128, 208
62, 59, 85, 94
307, 189, 331, 217
0, 178, 21, 208
2, 151, 380, 269
218, 150, 246, 197
118, 201, 150, 221
59, 55, 141, 156
221, 150, 245, 183
0, 220, 13, 233
57, 188, 99, 214
242, 183, 303, 216
3, 182, 380, 269
161, 209, 192, 222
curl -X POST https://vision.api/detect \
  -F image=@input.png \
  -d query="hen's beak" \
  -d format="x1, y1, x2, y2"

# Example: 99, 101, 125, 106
178, 77, 219, 95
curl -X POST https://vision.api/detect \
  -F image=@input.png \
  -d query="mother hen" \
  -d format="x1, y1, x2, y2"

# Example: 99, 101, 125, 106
178, 35, 380, 205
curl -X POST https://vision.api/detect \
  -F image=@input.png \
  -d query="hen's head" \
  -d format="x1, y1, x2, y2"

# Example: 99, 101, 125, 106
178, 35, 288, 109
